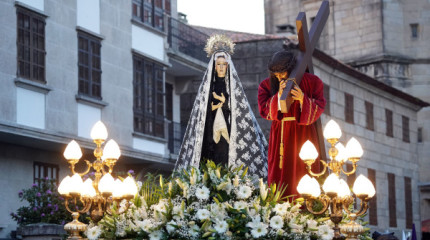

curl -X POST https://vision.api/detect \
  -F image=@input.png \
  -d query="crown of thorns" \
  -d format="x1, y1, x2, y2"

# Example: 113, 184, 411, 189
204, 34, 235, 57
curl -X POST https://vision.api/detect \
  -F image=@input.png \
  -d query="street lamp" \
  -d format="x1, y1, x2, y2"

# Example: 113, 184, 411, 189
58, 121, 138, 240
297, 120, 375, 240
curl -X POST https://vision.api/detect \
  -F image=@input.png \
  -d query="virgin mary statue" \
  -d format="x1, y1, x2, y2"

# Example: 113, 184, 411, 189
175, 35, 268, 178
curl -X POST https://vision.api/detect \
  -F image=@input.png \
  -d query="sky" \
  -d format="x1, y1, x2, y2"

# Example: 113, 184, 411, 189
177, 0, 265, 35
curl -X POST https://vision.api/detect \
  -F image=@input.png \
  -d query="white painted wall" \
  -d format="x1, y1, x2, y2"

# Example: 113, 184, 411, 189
132, 25, 164, 61
133, 137, 165, 156
77, 103, 101, 139
16, 0, 44, 11
173, 89, 180, 122
16, 88, 45, 129
77, 0, 100, 34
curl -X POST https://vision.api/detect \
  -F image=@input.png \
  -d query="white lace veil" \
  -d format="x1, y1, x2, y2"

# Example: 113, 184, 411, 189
175, 52, 268, 179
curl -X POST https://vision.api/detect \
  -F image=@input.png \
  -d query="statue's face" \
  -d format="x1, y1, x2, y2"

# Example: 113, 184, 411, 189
215, 57, 228, 78
274, 72, 288, 81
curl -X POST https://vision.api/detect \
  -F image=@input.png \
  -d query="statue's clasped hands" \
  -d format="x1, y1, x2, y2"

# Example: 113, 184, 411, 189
279, 80, 304, 106
211, 92, 225, 111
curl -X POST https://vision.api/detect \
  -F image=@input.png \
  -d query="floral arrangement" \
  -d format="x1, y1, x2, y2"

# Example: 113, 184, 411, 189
85, 161, 369, 240
10, 177, 71, 226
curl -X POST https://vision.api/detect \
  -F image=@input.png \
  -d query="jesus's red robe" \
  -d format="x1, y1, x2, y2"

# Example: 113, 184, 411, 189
258, 72, 326, 198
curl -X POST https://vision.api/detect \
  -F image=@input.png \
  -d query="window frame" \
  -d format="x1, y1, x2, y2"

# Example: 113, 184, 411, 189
33, 161, 60, 185
385, 109, 393, 137
132, 0, 170, 31
16, 6, 46, 83
402, 115, 410, 143
77, 30, 102, 99
133, 54, 165, 138
344, 93, 354, 124
365, 101, 374, 131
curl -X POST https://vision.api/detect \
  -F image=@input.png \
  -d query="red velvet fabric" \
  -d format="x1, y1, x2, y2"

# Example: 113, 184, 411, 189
258, 73, 326, 199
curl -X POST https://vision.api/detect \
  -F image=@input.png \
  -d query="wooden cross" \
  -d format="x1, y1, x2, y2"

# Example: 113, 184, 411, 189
279, 0, 330, 160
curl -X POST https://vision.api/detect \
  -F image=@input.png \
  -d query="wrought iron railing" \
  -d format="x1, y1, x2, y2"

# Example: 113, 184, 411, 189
167, 17, 209, 63
168, 121, 185, 155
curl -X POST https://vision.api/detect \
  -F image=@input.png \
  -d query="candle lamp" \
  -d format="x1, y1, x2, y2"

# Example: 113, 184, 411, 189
297, 119, 375, 240
58, 121, 138, 239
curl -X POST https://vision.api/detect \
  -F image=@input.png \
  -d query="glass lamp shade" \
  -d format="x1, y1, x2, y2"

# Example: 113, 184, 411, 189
323, 173, 340, 195
353, 174, 375, 198
58, 176, 71, 195
323, 120, 342, 140
112, 179, 126, 198
69, 173, 84, 195
90, 121, 108, 141
297, 174, 312, 195
297, 174, 321, 197
81, 179, 96, 198
309, 177, 321, 197
123, 176, 138, 196
334, 143, 347, 162
338, 179, 351, 198
299, 140, 319, 161
102, 139, 121, 160
63, 140, 82, 160
98, 173, 115, 194
346, 137, 364, 159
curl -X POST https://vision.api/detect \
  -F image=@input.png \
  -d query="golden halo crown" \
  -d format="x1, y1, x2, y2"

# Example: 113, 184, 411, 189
204, 34, 235, 57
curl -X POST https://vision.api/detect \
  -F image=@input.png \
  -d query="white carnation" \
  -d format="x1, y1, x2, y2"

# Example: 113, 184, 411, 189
86, 226, 102, 240
149, 230, 163, 240
214, 220, 228, 233
250, 222, 268, 238
269, 215, 284, 229
166, 220, 176, 234
318, 224, 335, 240
195, 186, 210, 200
196, 209, 210, 220
136, 219, 153, 232
234, 201, 247, 210
237, 185, 252, 199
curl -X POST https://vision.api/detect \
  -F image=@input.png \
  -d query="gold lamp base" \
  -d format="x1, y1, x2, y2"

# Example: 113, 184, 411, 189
340, 217, 364, 240
64, 212, 87, 240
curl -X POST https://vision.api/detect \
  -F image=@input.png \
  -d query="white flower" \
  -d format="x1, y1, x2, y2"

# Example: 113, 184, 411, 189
149, 230, 163, 240
86, 226, 102, 240
195, 186, 210, 200
307, 219, 318, 230
166, 220, 176, 234
289, 218, 304, 233
246, 215, 261, 229
234, 201, 247, 210
189, 224, 200, 237
136, 219, 153, 232
214, 220, 228, 233
269, 215, 284, 229
290, 203, 301, 213
273, 202, 289, 216
196, 209, 210, 220
250, 222, 268, 238
237, 186, 252, 199
318, 224, 335, 240
210, 203, 226, 220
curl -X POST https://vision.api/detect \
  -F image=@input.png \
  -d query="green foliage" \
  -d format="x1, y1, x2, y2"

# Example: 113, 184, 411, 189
10, 177, 71, 226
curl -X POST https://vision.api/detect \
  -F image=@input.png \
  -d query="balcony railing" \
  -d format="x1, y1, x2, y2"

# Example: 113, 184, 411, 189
167, 17, 209, 63
168, 121, 186, 155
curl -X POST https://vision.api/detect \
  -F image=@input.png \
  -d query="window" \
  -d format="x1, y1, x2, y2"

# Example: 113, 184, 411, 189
323, 84, 330, 116
386, 109, 393, 137
368, 169, 378, 225
402, 116, 410, 143
345, 93, 354, 124
365, 101, 374, 131
404, 177, 413, 229
410, 23, 418, 38
132, 0, 170, 31
78, 31, 102, 99
387, 173, 397, 227
34, 162, 59, 184
133, 55, 165, 138
418, 127, 423, 143
17, 7, 46, 82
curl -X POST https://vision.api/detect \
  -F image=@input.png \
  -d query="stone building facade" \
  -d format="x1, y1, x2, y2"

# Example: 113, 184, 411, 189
0, 0, 207, 238
264, 0, 430, 236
